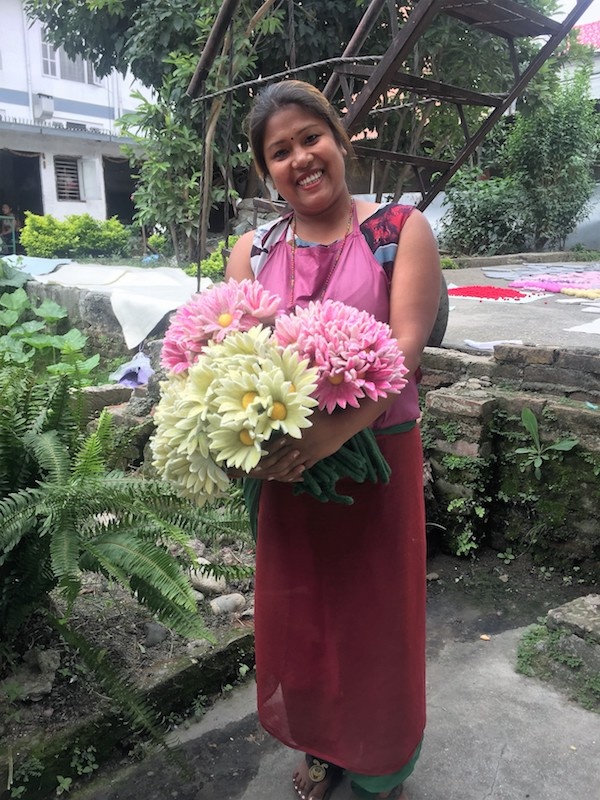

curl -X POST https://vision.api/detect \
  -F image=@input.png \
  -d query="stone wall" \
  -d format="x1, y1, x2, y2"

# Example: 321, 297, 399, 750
421, 345, 600, 578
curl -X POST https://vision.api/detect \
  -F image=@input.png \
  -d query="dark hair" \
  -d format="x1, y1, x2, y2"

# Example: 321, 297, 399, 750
246, 80, 354, 180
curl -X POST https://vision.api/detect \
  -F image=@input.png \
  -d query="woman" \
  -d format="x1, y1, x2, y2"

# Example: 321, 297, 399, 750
226, 80, 441, 800
1, 203, 20, 253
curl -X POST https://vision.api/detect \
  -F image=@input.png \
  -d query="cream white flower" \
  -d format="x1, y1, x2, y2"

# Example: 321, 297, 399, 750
207, 415, 267, 472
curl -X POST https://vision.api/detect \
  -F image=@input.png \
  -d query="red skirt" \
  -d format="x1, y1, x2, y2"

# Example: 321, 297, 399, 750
254, 426, 426, 776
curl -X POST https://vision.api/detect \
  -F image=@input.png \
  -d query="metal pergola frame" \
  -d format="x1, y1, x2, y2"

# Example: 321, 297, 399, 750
187, 0, 594, 222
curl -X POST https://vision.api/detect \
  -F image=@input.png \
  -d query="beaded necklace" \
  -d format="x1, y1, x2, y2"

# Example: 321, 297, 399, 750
288, 200, 354, 309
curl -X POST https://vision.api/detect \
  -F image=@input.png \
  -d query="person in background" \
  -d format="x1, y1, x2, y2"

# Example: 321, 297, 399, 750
226, 80, 442, 800
1, 203, 20, 254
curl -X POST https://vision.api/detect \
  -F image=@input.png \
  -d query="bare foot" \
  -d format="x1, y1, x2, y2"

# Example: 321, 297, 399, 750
292, 756, 343, 800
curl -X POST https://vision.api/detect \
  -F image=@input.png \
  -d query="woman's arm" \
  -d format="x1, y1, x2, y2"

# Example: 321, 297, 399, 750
225, 230, 255, 281
389, 208, 442, 376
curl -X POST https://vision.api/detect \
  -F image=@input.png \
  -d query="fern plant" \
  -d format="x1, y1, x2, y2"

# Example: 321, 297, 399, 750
0, 365, 213, 642
0, 363, 229, 752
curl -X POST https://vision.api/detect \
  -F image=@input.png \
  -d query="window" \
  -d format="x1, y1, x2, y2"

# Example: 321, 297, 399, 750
55, 157, 81, 201
41, 36, 57, 77
59, 50, 85, 83
41, 29, 101, 85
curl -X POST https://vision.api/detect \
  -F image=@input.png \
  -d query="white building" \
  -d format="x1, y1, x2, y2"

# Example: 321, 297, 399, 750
0, 0, 150, 229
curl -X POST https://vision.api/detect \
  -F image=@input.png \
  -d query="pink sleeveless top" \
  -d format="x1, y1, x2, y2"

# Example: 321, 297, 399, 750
251, 202, 420, 427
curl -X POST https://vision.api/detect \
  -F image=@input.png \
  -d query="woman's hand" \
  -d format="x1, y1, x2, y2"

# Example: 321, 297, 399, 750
227, 437, 306, 483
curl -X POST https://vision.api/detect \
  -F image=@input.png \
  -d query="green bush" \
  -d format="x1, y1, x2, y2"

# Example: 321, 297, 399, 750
19, 213, 76, 258
440, 255, 461, 270
147, 232, 170, 255
439, 169, 532, 256
20, 213, 130, 258
504, 68, 598, 250
185, 236, 240, 282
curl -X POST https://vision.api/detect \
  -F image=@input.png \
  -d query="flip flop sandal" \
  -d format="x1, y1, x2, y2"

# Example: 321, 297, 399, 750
350, 780, 404, 799
294, 754, 344, 800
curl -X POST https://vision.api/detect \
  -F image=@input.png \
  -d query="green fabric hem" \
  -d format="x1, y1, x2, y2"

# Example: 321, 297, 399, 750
375, 420, 416, 435
348, 740, 422, 796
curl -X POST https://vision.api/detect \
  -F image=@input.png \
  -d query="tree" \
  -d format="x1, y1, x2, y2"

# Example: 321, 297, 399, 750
504, 66, 599, 249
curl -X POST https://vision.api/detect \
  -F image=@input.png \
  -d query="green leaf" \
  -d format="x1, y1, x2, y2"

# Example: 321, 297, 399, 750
520, 407, 541, 450
0, 309, 20, 328
34, 299, 68, 323
546, 439, 578, 452
0, 288, 29, 312
55, 328, 88, 353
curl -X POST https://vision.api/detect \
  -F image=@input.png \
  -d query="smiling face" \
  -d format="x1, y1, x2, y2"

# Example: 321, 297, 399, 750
262, 104, 349, 219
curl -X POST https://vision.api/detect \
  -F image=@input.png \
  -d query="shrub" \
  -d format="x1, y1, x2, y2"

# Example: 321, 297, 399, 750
19, 213, 76, 258
184, 236, 240, 282
20, 213, 129, 258
147, 231, 170, 255
439, 169, 532, 256
504, 68, 598, 250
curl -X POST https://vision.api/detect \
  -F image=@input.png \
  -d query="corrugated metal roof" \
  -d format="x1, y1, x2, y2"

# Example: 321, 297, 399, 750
576, 20, 600, 49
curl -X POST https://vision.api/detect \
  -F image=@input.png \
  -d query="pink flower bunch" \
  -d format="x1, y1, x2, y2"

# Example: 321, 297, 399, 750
274, 299, 408, 413
161, 278, 281, 373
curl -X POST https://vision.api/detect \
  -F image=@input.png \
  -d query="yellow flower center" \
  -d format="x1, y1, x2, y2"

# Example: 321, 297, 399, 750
239, 430, 254, 446
328, 373, 344, 385
242, 391, 258, 409
218, 312, 233, 327
271, 401, 287, 420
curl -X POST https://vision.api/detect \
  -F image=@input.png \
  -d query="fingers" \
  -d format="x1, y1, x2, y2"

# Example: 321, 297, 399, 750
260, 437, 307, 482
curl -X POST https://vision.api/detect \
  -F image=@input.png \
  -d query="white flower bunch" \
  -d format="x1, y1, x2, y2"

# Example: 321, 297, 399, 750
151, 326, 318, 506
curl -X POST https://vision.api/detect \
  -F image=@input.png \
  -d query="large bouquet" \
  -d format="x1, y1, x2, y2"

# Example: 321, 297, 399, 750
151, 279, 408, 506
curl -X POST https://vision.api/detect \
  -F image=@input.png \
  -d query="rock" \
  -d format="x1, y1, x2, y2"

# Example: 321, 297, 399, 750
209, 593, 246, 615
546, 594, 600, 645
190, 558, 227, 594
81, 384, 133, 417
186, 639, 212, 656
144, 622, 169, 647
188, 540, 206, 558
3, 648, 61, 702
426, 572, 440, 582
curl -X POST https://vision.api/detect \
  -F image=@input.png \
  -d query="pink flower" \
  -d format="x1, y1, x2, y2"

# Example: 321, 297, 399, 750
274, 300, 408, 413
161, 279, 281, 373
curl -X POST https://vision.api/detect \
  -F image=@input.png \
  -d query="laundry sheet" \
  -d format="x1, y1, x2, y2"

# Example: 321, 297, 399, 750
2, 254, 72, 276
30, 262, 212, 350
482, 263, 600, 281
566, 318, 600, 335
463, 339, 524, 351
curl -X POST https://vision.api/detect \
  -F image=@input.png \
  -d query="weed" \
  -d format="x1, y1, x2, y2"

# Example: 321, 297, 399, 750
55, 775, 73, 796
9, 754, 44, 798
497, 547, 516, 565
70, 745, 98, 777
514, 407, 578, 480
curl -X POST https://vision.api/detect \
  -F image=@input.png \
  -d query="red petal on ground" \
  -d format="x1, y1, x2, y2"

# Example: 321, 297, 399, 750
448, 285, 530, 300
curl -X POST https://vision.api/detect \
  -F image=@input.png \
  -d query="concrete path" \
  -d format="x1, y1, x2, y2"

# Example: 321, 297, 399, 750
441, 264, 600, 352
75, 588, 600, 800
